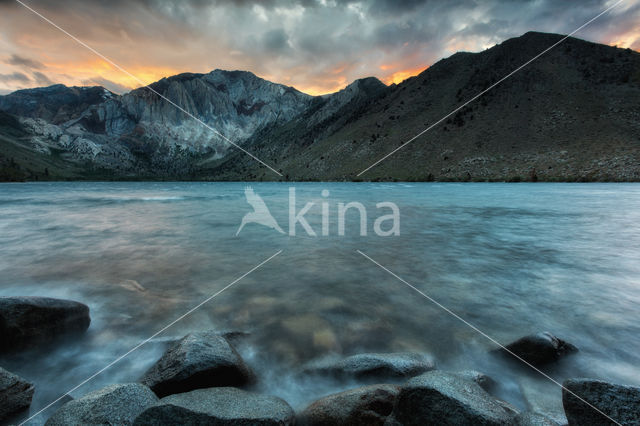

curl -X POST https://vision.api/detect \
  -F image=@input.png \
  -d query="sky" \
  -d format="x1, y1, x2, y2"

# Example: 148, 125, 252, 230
0, 0, 639, 96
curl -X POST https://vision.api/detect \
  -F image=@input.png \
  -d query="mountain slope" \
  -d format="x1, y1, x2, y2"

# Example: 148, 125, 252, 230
0, 70, 312, 179
1, 32, 639, 181
199, 76, 388, 178
215, 32, 640, 181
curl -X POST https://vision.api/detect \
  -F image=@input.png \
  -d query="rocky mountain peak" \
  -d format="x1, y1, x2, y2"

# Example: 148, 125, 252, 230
2, 32, 639, 182
0, 84, 116, 124
350, 76, 386, 91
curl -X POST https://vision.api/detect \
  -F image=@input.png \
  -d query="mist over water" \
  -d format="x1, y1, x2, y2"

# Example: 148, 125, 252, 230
1, 182, 639, 424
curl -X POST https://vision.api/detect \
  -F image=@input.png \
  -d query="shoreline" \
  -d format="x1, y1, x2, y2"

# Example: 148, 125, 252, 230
3, 178, 640, 183
2, 297, 640, 425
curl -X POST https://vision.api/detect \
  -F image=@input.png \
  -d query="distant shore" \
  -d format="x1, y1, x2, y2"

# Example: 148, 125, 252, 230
3, 176, 640, 183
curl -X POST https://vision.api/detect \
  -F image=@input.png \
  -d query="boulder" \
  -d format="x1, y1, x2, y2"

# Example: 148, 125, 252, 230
515, 411, 561, 425
0, 297, 90, 352
133, 387, 294, 425
298, 384, 399, 425
45, 383, 157, 426
140, 331, 253, 397
517, 375, 568, 425
562, 378, 640, 425
498, 332, 578, 366
388, 371, 518, 425
0, 367, 34, 422
454, 370, 496, 392
302, 352, 435, 381
218, 330, 251, 344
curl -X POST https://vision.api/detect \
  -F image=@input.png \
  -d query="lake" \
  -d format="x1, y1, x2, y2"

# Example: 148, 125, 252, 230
1, 182, 639, 424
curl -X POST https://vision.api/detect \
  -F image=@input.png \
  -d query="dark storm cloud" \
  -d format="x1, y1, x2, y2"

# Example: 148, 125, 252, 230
263, 28, 290, 52
32, 71, 54, 86
365, 0, 430, 15
5, 54, 45, 69
0, 71, 30, 83
0, 0, 638, 95
373, 20, 435, 48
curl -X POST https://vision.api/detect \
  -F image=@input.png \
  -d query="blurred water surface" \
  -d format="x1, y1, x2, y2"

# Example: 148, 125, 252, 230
1, 182, 639, 423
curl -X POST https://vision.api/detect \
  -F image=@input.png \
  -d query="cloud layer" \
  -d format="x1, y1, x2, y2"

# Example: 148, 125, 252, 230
0, 0, 639, 95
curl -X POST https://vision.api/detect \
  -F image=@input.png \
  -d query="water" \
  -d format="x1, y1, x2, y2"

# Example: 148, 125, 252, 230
1, 182, 639, 424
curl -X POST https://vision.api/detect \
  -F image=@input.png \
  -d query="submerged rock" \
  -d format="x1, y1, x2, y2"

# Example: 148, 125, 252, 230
0, 367, 34, 422
498, 332, 578, 366
388, 371, 518, 425
454, 370, 497, 393
140, 331, 253, 397
45, 383, 158, 426
279, 314, 341, 355
0, 296, 90, 352
133, 387, 294, 425
562, 378, 640, 425
302, 352, 435, 381
298, 384, 399, 425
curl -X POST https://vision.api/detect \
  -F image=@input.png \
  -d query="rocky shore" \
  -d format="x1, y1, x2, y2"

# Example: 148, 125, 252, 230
1, 296, 639, 425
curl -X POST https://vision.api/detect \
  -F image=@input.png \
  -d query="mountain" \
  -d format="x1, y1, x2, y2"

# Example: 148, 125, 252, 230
0, 70, 311, 180
1, 32, 639, 181
215, 32, 640, 182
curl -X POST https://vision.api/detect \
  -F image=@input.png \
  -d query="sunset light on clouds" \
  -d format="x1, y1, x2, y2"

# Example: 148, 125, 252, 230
0, 0, 639, 96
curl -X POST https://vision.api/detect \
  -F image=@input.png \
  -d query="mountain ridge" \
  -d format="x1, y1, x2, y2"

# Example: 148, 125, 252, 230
1, 31, 639, 181
214, 31, 640, 181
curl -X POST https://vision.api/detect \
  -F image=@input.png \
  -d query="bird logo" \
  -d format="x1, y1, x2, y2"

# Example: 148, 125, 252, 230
236, 186, 285, 235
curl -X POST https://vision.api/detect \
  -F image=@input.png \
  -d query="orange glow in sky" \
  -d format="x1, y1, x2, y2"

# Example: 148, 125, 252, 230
609, 27, 640, 49
297, 82, 348, 96
44, 60, 183, 91
0, 0, 639, 97
7, 34, 637, 96
383, 67, 426, 85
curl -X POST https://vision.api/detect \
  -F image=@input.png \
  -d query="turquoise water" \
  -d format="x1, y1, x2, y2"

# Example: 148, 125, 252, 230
1, 182, 639, 423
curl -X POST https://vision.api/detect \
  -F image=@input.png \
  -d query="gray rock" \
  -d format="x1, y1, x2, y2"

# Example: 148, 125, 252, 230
499, 332, 578, 366
140, 331, 253, 397
45, 383, 157, 426
562, 378, 640, 425
0, 367, 34, 422
0, 297, 90, 352
496, 399, 521, 417
303, 352, 435, 381
388, 371, 518, 425
218, 330, 251, 344
133, 387, 294, 425
298, 384, 399, 426
454, 370, 496, 392
518, 375, 568, 425
515, 411, 561, 425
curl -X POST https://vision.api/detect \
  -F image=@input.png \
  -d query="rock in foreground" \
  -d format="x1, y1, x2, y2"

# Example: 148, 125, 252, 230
562, 378, 640, 425
298, 384, 399, 425
388, 371, 518, 425
0, 297, 90, 352
499, 332, 578, 366
0, 367, 34, 422
45, 383, 157, 426
133, 387, 294, 425
140, 331, 253, 397
302, 352, 435, 381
